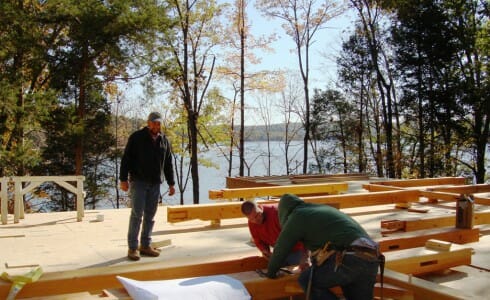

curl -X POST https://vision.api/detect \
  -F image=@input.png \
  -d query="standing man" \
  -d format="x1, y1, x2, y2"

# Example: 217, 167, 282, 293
120, 111, 175, 261
241, 201, 309, 268
266, 194, 381, 300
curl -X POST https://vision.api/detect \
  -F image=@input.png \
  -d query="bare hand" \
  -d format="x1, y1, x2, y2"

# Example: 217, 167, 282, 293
120, 181, 129, 192
168, 185, 175, 196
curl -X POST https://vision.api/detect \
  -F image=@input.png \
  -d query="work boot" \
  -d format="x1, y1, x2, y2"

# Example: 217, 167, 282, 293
139, 246, 160, 257
127, 249, 140, 261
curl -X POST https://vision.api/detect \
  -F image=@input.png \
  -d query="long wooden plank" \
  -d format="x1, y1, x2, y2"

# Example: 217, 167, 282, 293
378, 227, 480, 252
12, 175, 85, 182
290, 174, 370, 184
420, 190, 490, 205
363, 183, 407, 192
3, 246, 475, 300
226, 177, 278, 188
384, 245, 472, 275
365, 187, 489, 206
381, 211, 490, 232
208, 182, 348, 200
383, 269, 474, 300
292, 173, 369, 179
372, 177, 467, 187
52, 267, 461, 300
0, 256, 268, 299
167, 202, 245, 223
22, 291, 95, 300
225, 173, 369, 189
27, 258, 472, 300
167, 190, 417, 223
428, 184, 490, 194
418, 190, 460, 202
301, 190, 420, 208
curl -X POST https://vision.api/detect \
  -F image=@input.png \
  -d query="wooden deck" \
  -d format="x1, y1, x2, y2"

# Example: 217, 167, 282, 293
0, 175, 488, 299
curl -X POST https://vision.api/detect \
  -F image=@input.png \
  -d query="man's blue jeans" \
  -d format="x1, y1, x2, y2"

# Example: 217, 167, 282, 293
128, 181, 160, 250
298, 252, 379, 300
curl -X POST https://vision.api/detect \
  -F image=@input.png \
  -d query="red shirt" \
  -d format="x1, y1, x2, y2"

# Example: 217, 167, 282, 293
248, 204, 304, 254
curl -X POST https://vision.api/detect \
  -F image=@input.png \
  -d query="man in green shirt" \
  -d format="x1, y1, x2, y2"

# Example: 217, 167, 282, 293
266, 194, 380, 300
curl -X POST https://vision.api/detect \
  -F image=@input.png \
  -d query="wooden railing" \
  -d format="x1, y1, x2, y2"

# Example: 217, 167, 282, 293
0, 176, 85, 224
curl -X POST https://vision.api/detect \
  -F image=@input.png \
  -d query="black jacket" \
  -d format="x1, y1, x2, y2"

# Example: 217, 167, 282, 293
119, 127, 175, 185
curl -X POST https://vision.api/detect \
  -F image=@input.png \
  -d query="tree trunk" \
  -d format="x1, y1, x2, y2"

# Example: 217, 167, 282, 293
239, 0, 245, 177
75, 44, 88, 176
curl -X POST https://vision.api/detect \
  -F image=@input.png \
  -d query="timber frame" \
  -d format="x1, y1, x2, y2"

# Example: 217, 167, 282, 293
0, 252, 475, 300
0, 176, 85, 224
1, 175, 488, 299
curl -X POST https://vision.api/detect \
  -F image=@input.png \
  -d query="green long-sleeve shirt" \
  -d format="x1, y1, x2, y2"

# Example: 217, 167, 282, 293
266, 193, 370, 277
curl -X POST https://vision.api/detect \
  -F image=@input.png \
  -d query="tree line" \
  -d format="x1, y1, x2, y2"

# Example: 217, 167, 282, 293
0, 0, 488, 210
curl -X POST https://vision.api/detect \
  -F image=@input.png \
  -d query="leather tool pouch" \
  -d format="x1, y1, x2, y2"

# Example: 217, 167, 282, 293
312, 242, 336, 267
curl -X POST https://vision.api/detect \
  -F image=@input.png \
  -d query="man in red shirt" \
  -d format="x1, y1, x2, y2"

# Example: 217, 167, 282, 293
241, 201, 309, 268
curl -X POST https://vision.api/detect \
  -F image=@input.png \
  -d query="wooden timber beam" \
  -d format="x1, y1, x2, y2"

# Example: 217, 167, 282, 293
24, 256, 473, 300
383, 269, 473, 300
292, 173, 369, 179
428, 183, 490, 194
225, 173, 369, 189
418, 190, 460, 202
423, 185, 490, 205
226, 176, 279, 188
363, 183, 407, 192
208, 182, 348, 200
381, 211, 490, 232
237, 271, 416, 300
102, 282, 416, 300
472, 195, 490, 205
301, 190, 420, 209
420, 190, 490, 205
372, 177, 467, 187
0, 256, 268, 299
167, 202, 245, 223
290, 174, 370, 184
378, 227, 479, 252
365, 185, 490, 205
167, 190, 417, 224
384, 244, 472, 275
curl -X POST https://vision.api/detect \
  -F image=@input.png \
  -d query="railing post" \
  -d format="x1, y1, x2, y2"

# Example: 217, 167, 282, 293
77, 176, 85, 221
13, 177, 22, 223
1, 177, 8, 225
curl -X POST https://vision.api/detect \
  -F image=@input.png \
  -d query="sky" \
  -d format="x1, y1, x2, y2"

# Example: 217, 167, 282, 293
120, 1, 358, 125
245, 2, 356, 91
231, 2, 357, 124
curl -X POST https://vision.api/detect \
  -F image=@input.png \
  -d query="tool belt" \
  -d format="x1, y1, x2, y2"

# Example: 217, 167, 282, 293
345, 245, 379, 261
311, 242, 336, 266
312, 241, 381, 266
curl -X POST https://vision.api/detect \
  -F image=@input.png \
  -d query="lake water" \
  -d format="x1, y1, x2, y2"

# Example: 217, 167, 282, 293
167, 140, 309, 205
104, 140, 490, 208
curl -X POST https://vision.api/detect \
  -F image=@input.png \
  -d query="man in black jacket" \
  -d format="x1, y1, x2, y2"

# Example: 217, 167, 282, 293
120, 111, 175, 261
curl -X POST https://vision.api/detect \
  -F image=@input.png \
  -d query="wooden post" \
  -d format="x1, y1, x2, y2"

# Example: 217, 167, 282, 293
14, 178, 22, 223
0, 177, 8, 225
76, 176, 85, 221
